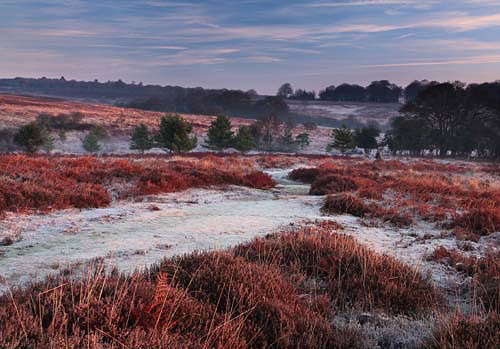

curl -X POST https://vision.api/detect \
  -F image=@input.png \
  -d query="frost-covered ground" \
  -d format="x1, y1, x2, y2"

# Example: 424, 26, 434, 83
1, 164, 495, 347
288, 100, 401, 128
0, 169, 322, 293
0, 165, 485, 305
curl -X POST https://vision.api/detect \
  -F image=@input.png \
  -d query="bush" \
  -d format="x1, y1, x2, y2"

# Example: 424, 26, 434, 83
0, 128, 16, 152
81, 131, 101, 153
428, 246, 500, 313
156, 114, 197, 153
234, 228, 442, 316
0, 227, 373, 348
0, 155, 276, 216
13, 123, 47, 153
321, 194, 369, 217
288, 168, 321, 183
310, 174, 358, 195
426, 313, 500, 349
242, 172, 276, 189
451, 208, 500, 236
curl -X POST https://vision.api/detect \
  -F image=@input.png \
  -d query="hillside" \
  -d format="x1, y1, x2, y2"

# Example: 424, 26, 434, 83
288, 100, 401, 129
0, 94, 333, 154
0, 94, 253, 135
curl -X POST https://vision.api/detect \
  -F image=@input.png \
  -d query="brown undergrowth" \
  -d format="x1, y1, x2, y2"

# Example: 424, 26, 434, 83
289, 159, 500, 237
0, 225, 442, 348
0, 155, 275, 217
427, 246, 500, 313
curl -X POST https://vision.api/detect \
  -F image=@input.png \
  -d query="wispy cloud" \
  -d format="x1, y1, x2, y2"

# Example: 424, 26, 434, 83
307, 0, 435, 7
364, 54, 500, 67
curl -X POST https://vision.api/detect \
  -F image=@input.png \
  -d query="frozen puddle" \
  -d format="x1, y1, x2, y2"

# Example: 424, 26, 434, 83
0, 169, 321, 293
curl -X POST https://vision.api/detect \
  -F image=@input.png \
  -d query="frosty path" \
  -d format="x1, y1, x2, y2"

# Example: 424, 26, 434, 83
0, 169, 322, 293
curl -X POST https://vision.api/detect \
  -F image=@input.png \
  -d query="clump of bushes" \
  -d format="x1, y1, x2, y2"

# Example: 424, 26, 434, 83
241, 172, 275, 189
288, 167, 321, 183
321, 194, 413, 227
0, 225, 446, 347
3, 226, 404, 348
0, 155, 275, 216
234, 228, 443, 316
451, 207, 500, 236
309, 174, 358, 195
321, 193, 369, 217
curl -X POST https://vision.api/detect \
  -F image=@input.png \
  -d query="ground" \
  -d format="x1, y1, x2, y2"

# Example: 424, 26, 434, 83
0, 154, 499, 347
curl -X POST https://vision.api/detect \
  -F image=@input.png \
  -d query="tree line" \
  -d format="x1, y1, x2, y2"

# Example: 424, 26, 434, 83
384, 81, 500, 159
278, 80, 443, 103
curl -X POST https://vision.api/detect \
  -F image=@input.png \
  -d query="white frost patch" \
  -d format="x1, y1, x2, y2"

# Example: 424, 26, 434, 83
0, 171, 322, 293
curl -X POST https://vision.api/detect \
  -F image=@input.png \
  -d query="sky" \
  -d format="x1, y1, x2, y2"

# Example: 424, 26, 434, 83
1, 0, 500, 95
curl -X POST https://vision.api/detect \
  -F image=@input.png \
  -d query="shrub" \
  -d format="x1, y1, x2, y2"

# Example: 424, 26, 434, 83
204, 115, 234, 150
156, 114, 197, 153
130, 123, 153, 153
13, 123, 47, 153
321, 194, 369, 217
242, 172, 276, 189
426, 313, 500, 349
81, 131, 101, 153
310, 174, 358, 195
233, 125, 256, 153
0, 155, 275, 216
160, 252, 360, 348
428, 246, 500, 313
0, 227, 370, 348
234, 228, 443, 316
451, 208, 500, 236
288, 168, 321, 183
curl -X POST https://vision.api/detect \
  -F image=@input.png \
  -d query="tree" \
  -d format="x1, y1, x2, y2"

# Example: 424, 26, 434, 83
354, 124, 380, 154
277, 83, 293, 98
296, 132, 310, 150
290, 89, 315, 100
233, 125, 256, 153
366, 80, 402, 103
58, 129, 67, 141
40, 127, 55, 154
319, 85, 336, 101
130, 123, 153, 153
13, 123, 46, 154
156, 114, 197, 153
205, 115, 234, 150
82, 131, 101, 153
401, 82, 466, 157
331, 84, 367, 102
326, 125, 354, 155
404, 80, 437, 103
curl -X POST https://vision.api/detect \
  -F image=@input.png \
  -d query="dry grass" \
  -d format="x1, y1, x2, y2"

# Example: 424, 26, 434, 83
0, 155, 275, 216
425, 312, 500, 349
0, 93, 252, 135
427, 246, 500, 313
289, 159, 500, 236
234, 226, 443, 316
0, 226, 426, 348
0, 224, 445, 347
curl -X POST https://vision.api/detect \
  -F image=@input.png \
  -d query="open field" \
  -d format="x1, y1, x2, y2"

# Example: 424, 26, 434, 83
0, 94, 336, 154
288, 100, 401, 129
0, 154, 499, 347
0, 94, 252, 135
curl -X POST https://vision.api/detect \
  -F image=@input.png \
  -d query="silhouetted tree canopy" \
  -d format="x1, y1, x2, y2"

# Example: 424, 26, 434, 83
387, 81, 500, 159
366, 80, 402, 103
277, 83, 293, 98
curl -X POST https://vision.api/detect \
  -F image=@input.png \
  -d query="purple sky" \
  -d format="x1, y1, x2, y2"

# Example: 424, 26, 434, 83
1, 0, 500, 94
